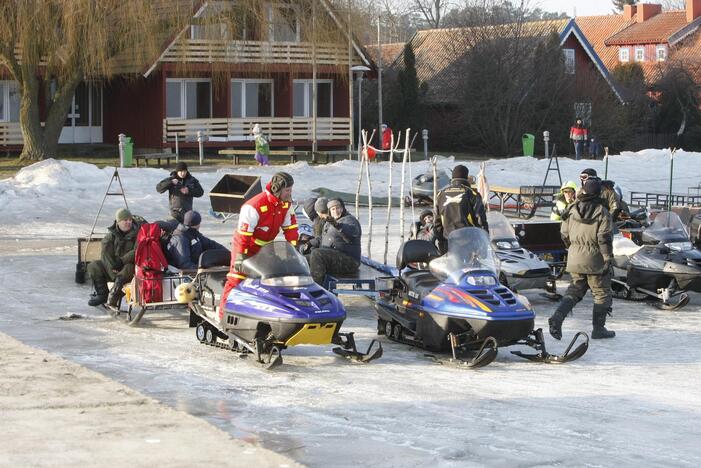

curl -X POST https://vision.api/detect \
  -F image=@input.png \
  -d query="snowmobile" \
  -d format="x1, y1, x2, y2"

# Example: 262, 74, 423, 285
374, 227, 588, 368
487, 211, 559, 299
405, 171, 451, 206
188, 242, 382, 369
612, 211, 701, 310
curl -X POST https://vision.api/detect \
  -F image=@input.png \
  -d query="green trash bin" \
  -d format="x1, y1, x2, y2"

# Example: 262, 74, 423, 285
123, 137, 134, 167
522, 133, 535, 157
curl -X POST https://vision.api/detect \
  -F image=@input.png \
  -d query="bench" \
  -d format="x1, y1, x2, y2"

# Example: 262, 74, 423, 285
134, 152, 176, 168
218, 149, 299, 165
489, 185, 559, 219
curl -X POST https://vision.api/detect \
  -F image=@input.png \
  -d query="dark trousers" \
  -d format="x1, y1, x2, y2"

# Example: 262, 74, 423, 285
87, 260, 135, 288
308, 248, 360, 285
564, 271, 612, 309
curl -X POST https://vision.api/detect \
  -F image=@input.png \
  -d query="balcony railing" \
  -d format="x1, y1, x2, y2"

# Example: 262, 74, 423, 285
163, 117, 351, 143
161, 39, 352, 66
0, 122, 23, 145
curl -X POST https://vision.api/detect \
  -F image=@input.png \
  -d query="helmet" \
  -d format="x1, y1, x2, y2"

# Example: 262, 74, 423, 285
298, 223, 314, 238
175, 282, 196, 304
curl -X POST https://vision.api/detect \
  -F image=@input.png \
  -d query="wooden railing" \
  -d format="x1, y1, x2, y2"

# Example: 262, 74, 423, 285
161, 39, 352, 66
0, 122, 23, 145
163, 117, 351, 143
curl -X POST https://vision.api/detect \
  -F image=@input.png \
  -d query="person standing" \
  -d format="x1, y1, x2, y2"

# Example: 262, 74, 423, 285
579, 168, 622, 220
548, 178, 616, 340
570, 118, 588, 161
219, 172, 299, 312
252, 123, 270, 166
156, 161, 204, 224
87, 208, 140, 308
435, 165, 488, 253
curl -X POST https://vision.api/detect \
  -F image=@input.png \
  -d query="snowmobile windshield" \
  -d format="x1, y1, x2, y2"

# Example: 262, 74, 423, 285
646, 211, 689, 244
429, 227, 498, 284
241, 241, 312, 280
486, 212, 520, 249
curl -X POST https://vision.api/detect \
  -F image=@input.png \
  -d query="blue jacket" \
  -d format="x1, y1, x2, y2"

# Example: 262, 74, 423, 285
166, 224, 227, 270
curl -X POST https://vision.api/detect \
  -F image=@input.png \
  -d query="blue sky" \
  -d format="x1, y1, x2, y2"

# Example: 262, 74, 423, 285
535, 0, 617, 16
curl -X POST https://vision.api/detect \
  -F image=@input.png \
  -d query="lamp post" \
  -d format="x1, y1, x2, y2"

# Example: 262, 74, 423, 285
351, 65, 371, 152
543, 130, 550, 158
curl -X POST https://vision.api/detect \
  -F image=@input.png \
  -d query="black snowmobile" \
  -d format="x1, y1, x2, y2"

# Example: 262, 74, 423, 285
374, 227, 589, 368
612, 211, 701, 310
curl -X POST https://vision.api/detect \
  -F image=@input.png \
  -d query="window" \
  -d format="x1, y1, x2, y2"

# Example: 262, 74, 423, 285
656, 44, 667, 62
231, 79, 273, 117
269, 3, 300, 42
0, 81, 20, 122
619, 48, 629, 62
635, 47, 645, 62
293, 80, 333, 118
563, 48, 575, 74
166, 79, 212, 119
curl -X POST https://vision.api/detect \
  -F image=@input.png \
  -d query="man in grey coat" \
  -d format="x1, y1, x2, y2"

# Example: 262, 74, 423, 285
549, 178, 616, 340
307, 198, 361, 285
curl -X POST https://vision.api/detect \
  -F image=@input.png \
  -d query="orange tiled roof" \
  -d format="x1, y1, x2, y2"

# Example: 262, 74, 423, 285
364, 43, 405, 67
575, 15, 635, 71
605, 11, 688, 45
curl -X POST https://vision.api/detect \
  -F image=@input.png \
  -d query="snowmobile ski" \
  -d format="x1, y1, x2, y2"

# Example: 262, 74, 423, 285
511, 329, 589, 364
332, 332, 383, 363
653, 292, 690, 311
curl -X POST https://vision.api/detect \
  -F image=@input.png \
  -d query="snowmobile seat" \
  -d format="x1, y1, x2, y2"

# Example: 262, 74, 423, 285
401, 269, 441, 298
396, 240, 441, 270
198, 248, 231, 270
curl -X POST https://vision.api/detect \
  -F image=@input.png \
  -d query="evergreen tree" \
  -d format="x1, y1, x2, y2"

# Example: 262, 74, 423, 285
612, 0, 636, 12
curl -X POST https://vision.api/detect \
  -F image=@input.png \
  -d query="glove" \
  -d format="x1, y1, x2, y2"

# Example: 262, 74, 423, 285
113, 257, 124, 270
233, 253, 248, 272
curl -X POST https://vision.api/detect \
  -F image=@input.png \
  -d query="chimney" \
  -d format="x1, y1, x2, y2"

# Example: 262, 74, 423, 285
623, 4, 637, 21
637, 4, 662, 23
688, 0, 701, 22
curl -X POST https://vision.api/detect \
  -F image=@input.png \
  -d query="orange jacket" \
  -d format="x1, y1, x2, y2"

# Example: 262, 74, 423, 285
570, 126, 588, 141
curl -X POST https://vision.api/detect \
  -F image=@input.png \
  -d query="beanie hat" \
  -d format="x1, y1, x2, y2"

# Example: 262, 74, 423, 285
580, 168, 597, 178
175, 161, 188, 172
270, 172, 294, 197
327, 198, 344, 212
314, 197, 329, 214
419, 209, 434, 223
582, 178, 602, 196
115, 208, 133, 222
601, 179, 615, 190
183, 210, 201, 227
561, 181, 577, 193
452, 165, 469, 180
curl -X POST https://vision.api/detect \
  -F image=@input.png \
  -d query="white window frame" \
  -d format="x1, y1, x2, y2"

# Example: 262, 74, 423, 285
635, 47, 645, 62
656, 44, 667, 62
293, 79, 334, 118
0, 80, 19, 122
166, 78, 212, 119
230, 79, 275, 118
563, 48, 575, 75
268, 3, 301, 42
619, 47, 630, 63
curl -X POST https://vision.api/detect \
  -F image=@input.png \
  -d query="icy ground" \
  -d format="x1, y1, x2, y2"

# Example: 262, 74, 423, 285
1, 151, 701, 466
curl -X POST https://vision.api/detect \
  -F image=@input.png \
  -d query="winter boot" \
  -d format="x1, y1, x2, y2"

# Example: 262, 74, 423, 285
592, 304, 615, 339
88, 280, 109, 307
548, 296, 575, 340
107, 277, 126, 308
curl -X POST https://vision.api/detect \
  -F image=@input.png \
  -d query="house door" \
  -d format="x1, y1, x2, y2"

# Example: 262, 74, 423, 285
59, 82, 103, 144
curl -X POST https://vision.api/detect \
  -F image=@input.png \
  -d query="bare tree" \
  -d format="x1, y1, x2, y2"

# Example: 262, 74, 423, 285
412, 0, 450, 28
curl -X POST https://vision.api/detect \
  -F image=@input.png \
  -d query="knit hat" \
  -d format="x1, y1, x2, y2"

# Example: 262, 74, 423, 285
580, 168, 597, 178
601, 179, 615, 190
270, 172, 294, 198
252, 123, 261, 135
314, 197, 329, 214
560, 181, 577, 193
183, 210, 201, 227
115, 208, 133, 222
175, 161, 188, 172
582, 178, 602, 196
419, 209, 434, 223
452, 165, 469, 180
327, 198, 344, 212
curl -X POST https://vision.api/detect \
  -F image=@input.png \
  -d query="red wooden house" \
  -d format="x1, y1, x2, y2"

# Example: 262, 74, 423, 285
0, 1, 373, 152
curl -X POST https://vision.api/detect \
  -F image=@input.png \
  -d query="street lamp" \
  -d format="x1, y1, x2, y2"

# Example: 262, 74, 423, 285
351, 65, 371, 151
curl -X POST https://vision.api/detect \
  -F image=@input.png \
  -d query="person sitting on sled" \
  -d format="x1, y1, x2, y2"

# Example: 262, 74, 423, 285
411, 209, 438, 245
252, 124, 270, 166
87, 208, 141, 308
166, 210, 228, 270
219, 173, 299, 312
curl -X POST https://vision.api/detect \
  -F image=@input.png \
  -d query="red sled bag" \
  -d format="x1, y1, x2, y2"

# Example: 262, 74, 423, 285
134, 223, 169, 304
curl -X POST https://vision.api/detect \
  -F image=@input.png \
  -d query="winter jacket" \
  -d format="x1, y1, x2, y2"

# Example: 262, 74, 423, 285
415, 222, 437, 243
561, 196, 613, 275
321, 210, 362, 261
577, 183, 620, 219
228, 184, 299, 279
167, 224, 227, 270
156, 171, 204, 222
101, 220, 140, 272
435, 179, 489, 238
382, 127, 392, 150
569, 125, 588, 141
551, 194, 574, 221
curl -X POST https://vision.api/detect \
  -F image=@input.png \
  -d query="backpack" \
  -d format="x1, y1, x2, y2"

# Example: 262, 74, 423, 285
134, 223, 169, 304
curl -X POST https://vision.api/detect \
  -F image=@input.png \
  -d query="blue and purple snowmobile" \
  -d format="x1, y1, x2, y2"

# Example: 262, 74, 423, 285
188, 241, 382, 369
375, 227, 588, 368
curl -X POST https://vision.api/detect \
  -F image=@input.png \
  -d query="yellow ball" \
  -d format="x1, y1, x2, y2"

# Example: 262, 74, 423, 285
175, 282, 196, 304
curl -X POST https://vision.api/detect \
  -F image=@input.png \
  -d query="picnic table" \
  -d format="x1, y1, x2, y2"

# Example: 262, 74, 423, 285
218, 149, 301, 165
134, 152, 176, 167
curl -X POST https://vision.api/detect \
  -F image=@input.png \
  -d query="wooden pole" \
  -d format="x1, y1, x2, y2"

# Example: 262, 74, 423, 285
383, 130, 398, 265
399, 129, 411, 245
363, 130, 373, 259
347, 0, 354, 156
312, 0, 318, 159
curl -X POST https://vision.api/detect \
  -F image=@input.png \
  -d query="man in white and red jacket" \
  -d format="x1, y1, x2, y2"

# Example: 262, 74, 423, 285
569, 118, 588, 161
219, 172, 299, 314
